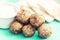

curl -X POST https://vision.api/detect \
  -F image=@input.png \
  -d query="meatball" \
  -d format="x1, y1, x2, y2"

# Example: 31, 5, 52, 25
30, 13, 45, 28
16, 9, 31, 24
38, 24, 52, 38
22, 24, 35, 37
10, 21, 23, 34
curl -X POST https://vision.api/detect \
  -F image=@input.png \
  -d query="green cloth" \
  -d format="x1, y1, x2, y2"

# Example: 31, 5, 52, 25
0, 20, 60, 40
7, 0, 18, 3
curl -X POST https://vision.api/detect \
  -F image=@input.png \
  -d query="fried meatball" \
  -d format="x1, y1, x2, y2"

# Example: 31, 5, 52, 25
10, 21, 23, 34
38, 24, 52, 38
22, 24, 35, 37
16, 9, 31, 24
30, 13, 45, 28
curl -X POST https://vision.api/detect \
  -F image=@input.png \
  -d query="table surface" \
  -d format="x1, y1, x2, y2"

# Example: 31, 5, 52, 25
0, 0, 60, 40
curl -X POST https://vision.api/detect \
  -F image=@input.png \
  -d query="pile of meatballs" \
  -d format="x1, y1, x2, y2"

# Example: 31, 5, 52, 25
10, 9, 52, 38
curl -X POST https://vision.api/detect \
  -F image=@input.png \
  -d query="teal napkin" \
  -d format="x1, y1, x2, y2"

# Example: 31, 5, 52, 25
8, 0, 18, 3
